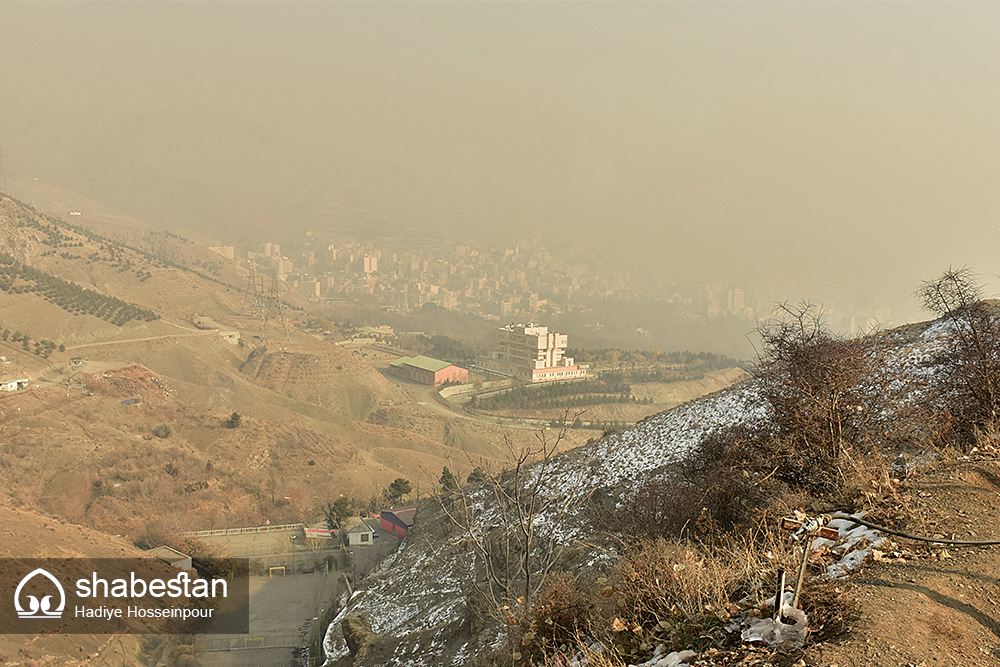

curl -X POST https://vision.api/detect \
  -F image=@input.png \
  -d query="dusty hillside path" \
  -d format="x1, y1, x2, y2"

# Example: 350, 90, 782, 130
803, 458, 1000, 666
64, 330, 216, 350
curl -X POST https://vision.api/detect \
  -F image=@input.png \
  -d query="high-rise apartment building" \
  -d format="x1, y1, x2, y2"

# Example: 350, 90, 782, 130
477, 324, 587, 382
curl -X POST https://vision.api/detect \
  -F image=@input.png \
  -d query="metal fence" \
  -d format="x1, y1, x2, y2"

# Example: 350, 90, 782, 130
194, 633, 307, 652
183, 523, 305, 538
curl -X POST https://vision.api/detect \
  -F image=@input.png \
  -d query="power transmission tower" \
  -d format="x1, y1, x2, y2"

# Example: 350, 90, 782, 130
261, 273, 289, 338
240, 264, 266, 319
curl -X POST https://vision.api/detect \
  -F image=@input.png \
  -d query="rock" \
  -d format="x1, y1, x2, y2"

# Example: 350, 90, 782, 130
342, 615, 375, 657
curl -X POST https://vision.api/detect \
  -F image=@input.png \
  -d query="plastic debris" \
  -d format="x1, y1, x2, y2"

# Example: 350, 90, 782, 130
741, 592, 809, 649
629, 645, 697, 667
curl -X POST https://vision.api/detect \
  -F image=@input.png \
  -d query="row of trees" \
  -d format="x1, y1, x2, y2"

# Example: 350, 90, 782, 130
567, 347, 742, 371
0, 328, 64, 358
0, 252, 159, 325
321, 467, 498, 532
470, 375, 636, 411
395, 333, 478, 365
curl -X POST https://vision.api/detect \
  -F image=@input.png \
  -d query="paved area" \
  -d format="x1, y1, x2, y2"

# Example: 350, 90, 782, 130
196, 569, 339, 667
187, 519, 400, 665
195, 527, 305, 558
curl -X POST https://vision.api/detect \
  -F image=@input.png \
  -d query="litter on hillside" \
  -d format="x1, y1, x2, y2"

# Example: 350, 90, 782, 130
741, 591, 809, 649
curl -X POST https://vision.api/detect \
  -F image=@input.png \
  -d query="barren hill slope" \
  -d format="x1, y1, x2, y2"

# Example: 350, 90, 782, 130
0, 193, 525, 532
0, 502, 161, 667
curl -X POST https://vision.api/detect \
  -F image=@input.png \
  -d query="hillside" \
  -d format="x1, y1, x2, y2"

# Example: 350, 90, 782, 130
0, 503, 168, 667
0, 192, 592, 541
325, 315, 1000, 667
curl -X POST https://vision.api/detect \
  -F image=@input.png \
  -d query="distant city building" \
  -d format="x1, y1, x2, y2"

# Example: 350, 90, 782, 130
477, 324, 587, 383
294, 279, 321, 297
389, 355, 468, 385
364, 254, 378, 274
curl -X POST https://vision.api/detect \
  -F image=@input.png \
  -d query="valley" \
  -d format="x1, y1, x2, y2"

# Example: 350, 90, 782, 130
0, 189, 746, 666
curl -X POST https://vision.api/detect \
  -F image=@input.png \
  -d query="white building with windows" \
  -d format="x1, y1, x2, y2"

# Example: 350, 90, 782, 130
477, 324, 587, 383
345, 522, 374, 546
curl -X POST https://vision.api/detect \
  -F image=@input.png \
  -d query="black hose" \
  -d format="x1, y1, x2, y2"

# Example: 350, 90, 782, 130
832, 513, 1000, 547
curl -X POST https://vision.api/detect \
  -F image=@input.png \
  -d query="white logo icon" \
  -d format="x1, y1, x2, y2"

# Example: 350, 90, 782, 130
14, 568, 66, 619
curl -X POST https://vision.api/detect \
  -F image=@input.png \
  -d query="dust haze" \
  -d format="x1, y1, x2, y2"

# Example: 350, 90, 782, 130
2, 2, 999, 339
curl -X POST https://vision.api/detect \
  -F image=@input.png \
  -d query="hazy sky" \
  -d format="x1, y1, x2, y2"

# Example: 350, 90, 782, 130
2, 2, 1000, 321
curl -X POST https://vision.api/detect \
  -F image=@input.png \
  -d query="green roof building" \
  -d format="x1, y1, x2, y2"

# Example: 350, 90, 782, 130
389, 355, 468, 385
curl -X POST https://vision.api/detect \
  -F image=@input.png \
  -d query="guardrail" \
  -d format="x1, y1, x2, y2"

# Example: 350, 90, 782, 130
182, 523, 305, 538
194, 633, 307, 652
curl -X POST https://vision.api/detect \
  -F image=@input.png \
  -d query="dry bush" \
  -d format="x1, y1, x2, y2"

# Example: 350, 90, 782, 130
754, 302, 906, 496
529, 529, 852, 666
918, 267, 1000, 449
974, 421, 1000, 455
515, 573, 595, 663
596, 533, 803, 661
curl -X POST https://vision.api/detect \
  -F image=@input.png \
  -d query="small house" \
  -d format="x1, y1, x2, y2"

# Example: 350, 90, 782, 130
380, 507, 417, 538
0, 378, 29, 392
345, 522, 374, 547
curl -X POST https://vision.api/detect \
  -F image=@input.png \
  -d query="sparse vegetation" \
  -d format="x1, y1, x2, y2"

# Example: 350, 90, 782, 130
470, 374, 652, 411
434, 421, 593, 651
323, 496, 354, 531
152, 424, 172, 439
0, 251, 159, 325
917, 267, 1000, 449
439, 466, 460, 492
224, 412, 242, 429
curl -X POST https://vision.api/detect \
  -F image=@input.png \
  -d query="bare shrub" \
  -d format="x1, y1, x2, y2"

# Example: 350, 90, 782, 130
917, 267, 1000, 448
432, 418, 592, 638
597, 532, 802, 660
601, 424, 806, 543
517, 573, 593, 662
752, 302, 904, 496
